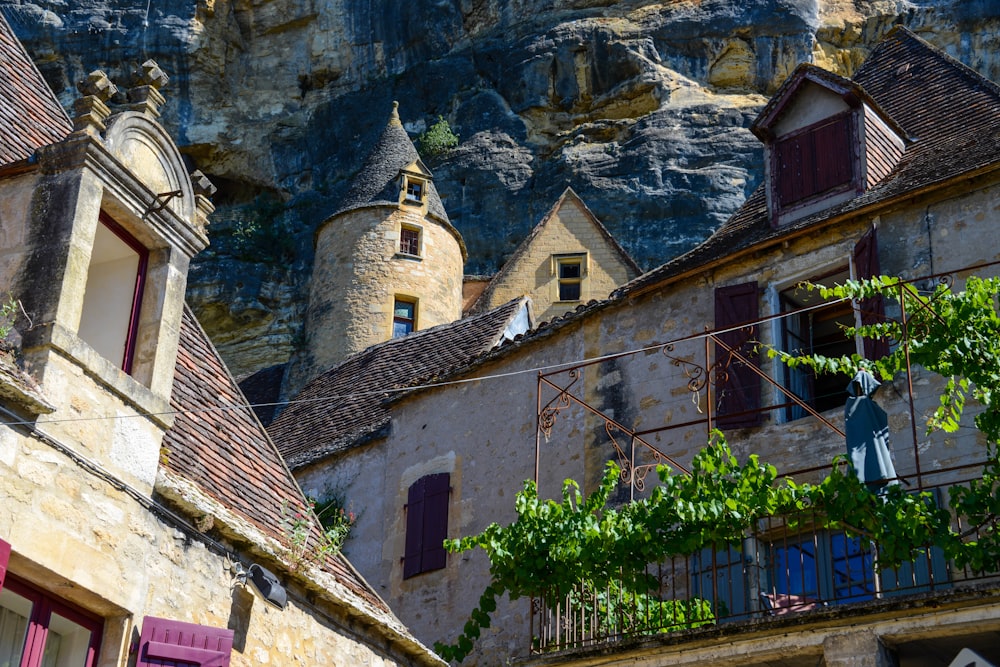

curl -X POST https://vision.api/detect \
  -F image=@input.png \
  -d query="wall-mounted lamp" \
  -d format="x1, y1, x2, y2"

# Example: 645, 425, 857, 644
229, 560, 287, 611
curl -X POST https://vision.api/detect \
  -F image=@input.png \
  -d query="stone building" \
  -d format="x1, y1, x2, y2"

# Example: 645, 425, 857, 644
266, 27, 1000, 666
468, 187, 641, 324
0, 14, 441, 667
284, 102, 468, 397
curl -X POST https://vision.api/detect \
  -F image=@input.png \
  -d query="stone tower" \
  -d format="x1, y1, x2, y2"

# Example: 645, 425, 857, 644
293, 102, 466, 391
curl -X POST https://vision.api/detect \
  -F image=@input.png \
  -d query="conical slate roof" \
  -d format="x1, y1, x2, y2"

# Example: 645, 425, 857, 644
335, 101, 450, 224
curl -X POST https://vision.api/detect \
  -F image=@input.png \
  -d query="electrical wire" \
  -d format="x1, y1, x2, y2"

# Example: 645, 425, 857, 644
0, 296, 851, 429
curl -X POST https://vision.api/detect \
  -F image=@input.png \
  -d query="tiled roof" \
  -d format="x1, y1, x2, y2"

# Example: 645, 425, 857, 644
269, 298, 530, 469
163, 306, 388, 611
615, 27, 1000, 298
0, 11, 72, 165
236, 363, 286, 426
470, 187, 641, 314
334, 102, 452, 226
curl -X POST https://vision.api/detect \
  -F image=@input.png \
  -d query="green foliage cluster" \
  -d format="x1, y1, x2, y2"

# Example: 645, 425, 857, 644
280, 496, 356, 568
0, 294, 18, 342
417, 116, 459, 158
227, 193, 296, 264
436, 274, 1000, 662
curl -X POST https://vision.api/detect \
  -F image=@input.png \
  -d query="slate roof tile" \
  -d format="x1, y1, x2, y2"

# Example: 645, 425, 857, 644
0, 11, 72, 165
269, 298, 529, 469
164, 306, 389, 611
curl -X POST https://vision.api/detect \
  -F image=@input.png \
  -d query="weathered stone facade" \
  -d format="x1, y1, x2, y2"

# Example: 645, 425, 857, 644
277, 29, 1000, 666
473, 188, 640, 324
0, 21, 441, 667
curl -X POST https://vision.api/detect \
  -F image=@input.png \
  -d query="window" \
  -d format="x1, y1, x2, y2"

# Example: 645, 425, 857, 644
399, 226, 420, 256
774, 113, 854, 209
78, 213, 148, 374
403, 473, 450, 579
768, 531, 875, 606
404, 178, 424, 203
392, 299, 416, 338
0, 577, 103, 667
555, 255, 584, 302
779, 270, 856, 420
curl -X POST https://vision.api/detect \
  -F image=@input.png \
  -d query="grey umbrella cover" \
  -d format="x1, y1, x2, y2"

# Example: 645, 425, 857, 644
845, 370, 897, 489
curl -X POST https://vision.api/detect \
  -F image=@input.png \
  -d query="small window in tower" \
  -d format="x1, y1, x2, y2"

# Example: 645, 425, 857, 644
555, 255, 585, 302
393, 299, 416, 338
400, 226, 421, 256
78, 213, 148, 374
405, 178, 425, 203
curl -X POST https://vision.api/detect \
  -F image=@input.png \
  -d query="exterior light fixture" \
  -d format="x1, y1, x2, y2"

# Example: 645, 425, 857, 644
229, 560, 287, 611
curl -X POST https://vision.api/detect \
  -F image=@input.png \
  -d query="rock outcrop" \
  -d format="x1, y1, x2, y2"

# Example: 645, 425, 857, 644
7, 0, 1000, 376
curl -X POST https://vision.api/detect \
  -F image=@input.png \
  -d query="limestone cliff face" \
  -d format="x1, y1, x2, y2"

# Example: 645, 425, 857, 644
7, 0, 1000, 376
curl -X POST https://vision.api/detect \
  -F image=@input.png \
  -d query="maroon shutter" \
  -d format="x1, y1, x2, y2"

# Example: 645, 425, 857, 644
403, 473, 450, 578
403, 477, 427, 579
853, 227, 889, 359
714, 282, 761, 429
0, 538, 10, 592
137, 616, 234, 667
813, 116, 852, 194
421, 473, 450, 572
776, 115, 853, 207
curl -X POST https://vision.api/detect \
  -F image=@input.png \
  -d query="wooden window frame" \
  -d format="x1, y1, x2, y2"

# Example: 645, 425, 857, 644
554, 254, 585, 303
392, 298, 417, 338
399, 225, 421, 257
0, 572, 104, 667
404, 177, 425, 204
403, 473, 450, 579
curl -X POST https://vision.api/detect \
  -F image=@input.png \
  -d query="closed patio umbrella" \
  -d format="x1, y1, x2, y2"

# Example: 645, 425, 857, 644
844, 369, 897, 492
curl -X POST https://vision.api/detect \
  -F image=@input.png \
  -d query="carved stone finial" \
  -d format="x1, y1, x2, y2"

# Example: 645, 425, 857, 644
137, 59, 169, 89
76, 70, 118, 102
126, 60, 169, 117
389, 100, 401, 126
190, 170, 217, 198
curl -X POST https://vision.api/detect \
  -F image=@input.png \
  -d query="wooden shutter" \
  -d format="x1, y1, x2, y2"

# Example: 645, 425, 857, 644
0, 538, 9, 593
714, 282, 761, 429
137, 616, 234, 667
776, 115, 853, 206
403, 477, 426, 579
853, 227, 889, 359
403, 473, 450, 579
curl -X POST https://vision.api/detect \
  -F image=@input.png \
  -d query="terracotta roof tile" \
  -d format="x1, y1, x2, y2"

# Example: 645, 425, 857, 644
0, 11, 72, 165
269, 298, 529, 469
615, 27, 1000, 298
164, 306, 388, 611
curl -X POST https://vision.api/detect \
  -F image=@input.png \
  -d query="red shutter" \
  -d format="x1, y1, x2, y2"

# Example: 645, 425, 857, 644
421, 473, 450, 572
776, 115, 853, 207
0, 538, 9, 592
714, 282, 761, 429
853, 227, 889, 359
403, 477, 426, 579
403, 473, 450, 579
137, 617, 234, 667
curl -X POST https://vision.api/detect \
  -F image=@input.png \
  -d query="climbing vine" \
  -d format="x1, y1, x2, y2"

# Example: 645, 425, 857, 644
435, 274, 1000, 662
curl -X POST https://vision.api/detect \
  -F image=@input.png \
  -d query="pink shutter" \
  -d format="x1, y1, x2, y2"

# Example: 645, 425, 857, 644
421, 473, 450, 572
714, 282, 761, 429
853, 227, 889, 359
0, 538, 9, 592
403, 477, 426, 579
137, 617, 234, 667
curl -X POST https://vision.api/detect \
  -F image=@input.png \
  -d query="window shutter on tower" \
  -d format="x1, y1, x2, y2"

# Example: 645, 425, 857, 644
0, 538, 9, 593
403, 473, 450, 579
853, 227, 889, 360
714, 282, 762, 429
137, 616, 234, 667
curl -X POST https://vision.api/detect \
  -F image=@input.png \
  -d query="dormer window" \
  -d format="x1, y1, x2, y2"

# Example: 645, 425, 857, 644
774, 113, 854, 208
405, 178, 424, 203
78, 213, 148, 374
752, 65, 905, 228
